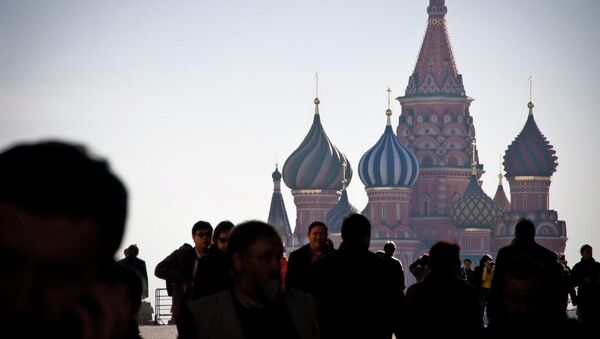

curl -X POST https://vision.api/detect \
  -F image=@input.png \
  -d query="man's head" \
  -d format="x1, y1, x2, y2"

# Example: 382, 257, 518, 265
341, 213, 371, 249
126, 244, 139, 258
463, 258, 472, 269
213, 220, 234, 252
580, 244, 593, 260
228, 221, 283, 306
514, 219, 535, 242
0, 141, 127, 334
383, 241, 396, 256
192, 221, 213, 252
429, 242, 461, 276
307, 221, 328, 252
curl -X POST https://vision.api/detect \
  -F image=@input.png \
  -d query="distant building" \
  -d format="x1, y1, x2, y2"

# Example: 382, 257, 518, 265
270, 0, 567, 276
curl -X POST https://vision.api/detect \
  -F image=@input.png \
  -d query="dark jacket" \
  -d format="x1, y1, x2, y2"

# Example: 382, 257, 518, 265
383, 255, 406, 293
572, 258, 600, 304
310, 242, 402, 339
191, 246, 233, 299
469, 266, 485, 290
286, 244, 334, 293
118, 256, 149, 299
154, 243, 197, 318
404, 273, 483, 339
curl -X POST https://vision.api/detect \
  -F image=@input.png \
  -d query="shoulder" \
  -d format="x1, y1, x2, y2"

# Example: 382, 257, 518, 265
189, 290, 232, 315
283, 289, 317, 311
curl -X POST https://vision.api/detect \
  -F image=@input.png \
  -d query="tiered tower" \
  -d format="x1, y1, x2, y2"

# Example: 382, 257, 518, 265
497, 101, 566, 253
359, 89, 421, 268
396, 0, 480, 247
267, 164, 293, 247
282, 87, 352, 244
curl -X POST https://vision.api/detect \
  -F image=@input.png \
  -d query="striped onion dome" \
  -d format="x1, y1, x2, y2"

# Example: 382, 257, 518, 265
503, 102, 558, 177
449, 172, 503, 229
283, 97, 353, 190
359, 108, 419, 188
325, 189, 358, 233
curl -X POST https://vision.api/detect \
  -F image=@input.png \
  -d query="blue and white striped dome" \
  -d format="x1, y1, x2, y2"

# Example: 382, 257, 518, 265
359, 114, 419, 188
283, 98, 353, 190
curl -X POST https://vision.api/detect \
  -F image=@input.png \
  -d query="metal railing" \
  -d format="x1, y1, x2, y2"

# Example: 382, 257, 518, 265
154, 288, 172, 325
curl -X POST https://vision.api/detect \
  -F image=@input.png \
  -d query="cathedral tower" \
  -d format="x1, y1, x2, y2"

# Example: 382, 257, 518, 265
396, 0, 480, 243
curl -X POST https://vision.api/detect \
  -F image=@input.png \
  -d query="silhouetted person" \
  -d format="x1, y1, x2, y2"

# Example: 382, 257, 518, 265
119, 244, 149, 299
187, 221, 319, 339
557, 253, 577, 308
572, 244, 600, 330
0, 141, 130, 338
286, 221, 334, 293
155, 220, 213, 337
409, 253, 429, 282
469, 254, 494, 320
404, 242, 482, 339
103, 262, 144, 339
382, 241, 406, 293
480, 255, 583, 338
488, 219, 567, 327
311, 213, 401, 339
191, 221, 235, 299
462, 258, 474, 281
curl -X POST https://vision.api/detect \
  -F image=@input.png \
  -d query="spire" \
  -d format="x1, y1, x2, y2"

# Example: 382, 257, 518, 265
314, 71, 320, 115
386, 87, 392, 126
528, 76, 534, 116
404, 0, 464, 97
341, 160, 348, 190
493, 171, 510, 212
268, 164, 292, 244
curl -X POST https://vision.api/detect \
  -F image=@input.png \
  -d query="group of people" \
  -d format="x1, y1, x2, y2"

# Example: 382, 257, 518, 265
2, 139, 600, 339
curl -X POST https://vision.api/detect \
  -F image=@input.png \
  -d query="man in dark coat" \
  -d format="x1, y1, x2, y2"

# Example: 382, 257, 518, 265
310, 214, 401, 339
155, 221, 212, 336
404, 241, 482, 339
487, 219, 567, 327
285, 221, 334, 293
572, 244, 600, 330
119, 244, 149, 299
382, 241, 406, 293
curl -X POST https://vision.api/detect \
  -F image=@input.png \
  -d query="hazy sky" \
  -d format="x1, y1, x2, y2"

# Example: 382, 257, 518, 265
2, 0, 599, 307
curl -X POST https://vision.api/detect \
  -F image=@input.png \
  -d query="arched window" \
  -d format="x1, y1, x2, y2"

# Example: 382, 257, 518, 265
447, 156, 458, 166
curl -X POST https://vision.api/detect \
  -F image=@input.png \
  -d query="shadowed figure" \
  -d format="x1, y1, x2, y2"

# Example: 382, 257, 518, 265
155, 220, 213, 338
187, 221, 319, 339
119, 244, 149, 300
0, 141, 130, 338
572, 244, 600, 332
382, 241, 406, 294
404, 241, 482, 339
310, 213, 402, 339
468, 254, 494, 320
478, 255, 583, 338
487, 219, 568, 328
286, 221, 335, 293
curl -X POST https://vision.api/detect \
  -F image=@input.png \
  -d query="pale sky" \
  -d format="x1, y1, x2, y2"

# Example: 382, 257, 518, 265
2, 0, 599, 308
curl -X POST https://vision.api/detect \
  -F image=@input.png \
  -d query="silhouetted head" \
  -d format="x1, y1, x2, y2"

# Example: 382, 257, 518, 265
0, 140, 127, 335
228, 221, 283, 306
213, 220, 234, 252
479, 254, 493, 267
428, 242, 461, 276
383, 241, 396, 256
126, 244, 139, 258
341, 213, 371, 249
463, 258, 473, 269
191, 220, 213, 252
514, 219, 535, 242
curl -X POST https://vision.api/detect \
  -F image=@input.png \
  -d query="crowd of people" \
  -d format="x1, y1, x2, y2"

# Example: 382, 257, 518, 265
1, 140, 600, 339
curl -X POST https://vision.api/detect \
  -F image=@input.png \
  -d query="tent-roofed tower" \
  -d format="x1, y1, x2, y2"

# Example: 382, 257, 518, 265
267, 164, 293, 247
497, 101, 566, 254
396, 0, 480, 246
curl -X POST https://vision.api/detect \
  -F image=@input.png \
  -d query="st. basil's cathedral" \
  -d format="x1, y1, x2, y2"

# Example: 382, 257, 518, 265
266, 0, 566, 279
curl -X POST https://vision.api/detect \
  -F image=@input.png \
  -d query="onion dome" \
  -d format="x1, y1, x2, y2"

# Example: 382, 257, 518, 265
503, 102, 558, 177
492, 173, 510, 212
283, 96, 353, 190
325, 190, 358, 233
449, 166, 503, 229
359, 89, 419, 188
272, 164, 282, 181
325, 162, 358, 232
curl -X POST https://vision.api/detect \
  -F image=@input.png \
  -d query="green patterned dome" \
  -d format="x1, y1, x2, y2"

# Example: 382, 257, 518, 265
449, 174, 502, 229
